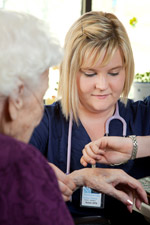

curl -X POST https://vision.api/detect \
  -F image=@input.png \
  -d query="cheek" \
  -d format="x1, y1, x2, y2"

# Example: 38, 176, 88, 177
111, 74, 125, 94
30, 99, 43, 127
77, 76, 93, 94
36, 99, 44, 120
33, 106, 43, 127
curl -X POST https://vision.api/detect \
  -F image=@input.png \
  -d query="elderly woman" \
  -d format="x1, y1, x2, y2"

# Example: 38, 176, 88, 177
0, 10, 75, 225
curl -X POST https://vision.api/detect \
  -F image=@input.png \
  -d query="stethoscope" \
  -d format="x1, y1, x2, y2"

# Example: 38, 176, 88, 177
66, 102, 127, 174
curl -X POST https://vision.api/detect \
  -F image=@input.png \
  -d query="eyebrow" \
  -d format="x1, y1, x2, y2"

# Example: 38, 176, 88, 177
80, 65, 123, 71
108, 66, 123, 70
80, 67, 96, 72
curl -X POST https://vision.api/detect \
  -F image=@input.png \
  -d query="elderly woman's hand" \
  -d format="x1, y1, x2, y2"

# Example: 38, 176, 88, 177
69, 168, 148, 212
49, 163, 76, 201
80, 136, 132, 166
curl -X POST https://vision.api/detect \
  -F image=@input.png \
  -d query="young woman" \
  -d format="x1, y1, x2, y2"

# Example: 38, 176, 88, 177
30, 11, 150, 224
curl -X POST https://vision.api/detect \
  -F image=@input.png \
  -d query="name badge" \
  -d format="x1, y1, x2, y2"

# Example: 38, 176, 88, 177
80, 186, 105, 208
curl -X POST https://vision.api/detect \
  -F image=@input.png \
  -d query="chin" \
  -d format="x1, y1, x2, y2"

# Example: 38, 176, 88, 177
92, 104, 108, 111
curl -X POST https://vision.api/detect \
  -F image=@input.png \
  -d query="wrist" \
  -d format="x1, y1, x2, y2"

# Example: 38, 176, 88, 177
128, 135, 138, 160
69, 169, 86, 187
111, 136, 138, 166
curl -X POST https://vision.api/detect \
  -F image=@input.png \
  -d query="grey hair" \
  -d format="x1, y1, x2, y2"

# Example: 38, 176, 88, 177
0, 10, 63, 97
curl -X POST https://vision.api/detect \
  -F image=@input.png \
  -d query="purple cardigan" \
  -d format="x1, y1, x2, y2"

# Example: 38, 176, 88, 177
0, 133, 74, 225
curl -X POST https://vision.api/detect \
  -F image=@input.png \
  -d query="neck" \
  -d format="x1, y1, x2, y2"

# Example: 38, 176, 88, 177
78, 104, 116, 122
78, 103, 116, 141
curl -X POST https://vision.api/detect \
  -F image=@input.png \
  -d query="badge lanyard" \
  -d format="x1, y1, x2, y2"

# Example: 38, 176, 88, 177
66, 111, 73, 175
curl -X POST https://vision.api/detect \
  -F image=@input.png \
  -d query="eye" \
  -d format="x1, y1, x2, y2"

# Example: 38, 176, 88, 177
84, 72, 97, 77
80, 69, 97, 77
108, 72, 119, 76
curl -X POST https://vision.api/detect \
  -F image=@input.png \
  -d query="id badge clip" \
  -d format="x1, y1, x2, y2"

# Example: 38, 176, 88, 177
80, 164, 105, 208
80, 186, 105, 208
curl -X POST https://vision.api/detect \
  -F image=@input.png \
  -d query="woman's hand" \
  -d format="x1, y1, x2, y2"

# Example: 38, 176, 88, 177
69, 168, 148, 212
49, 163, 76, 201
80, 136, 132, 166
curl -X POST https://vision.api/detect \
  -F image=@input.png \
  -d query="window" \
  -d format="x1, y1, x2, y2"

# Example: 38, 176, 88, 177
0, 0, 82, 102
92, 0, 150, 74
1, 0, 150, 100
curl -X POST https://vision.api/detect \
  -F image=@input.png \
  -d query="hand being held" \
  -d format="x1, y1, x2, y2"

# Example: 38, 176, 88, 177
80, 168, 148, 213
80, 136, 132, 166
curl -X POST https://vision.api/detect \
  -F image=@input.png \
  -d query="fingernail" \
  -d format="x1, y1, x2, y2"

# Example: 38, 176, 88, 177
127, 199, 133, 205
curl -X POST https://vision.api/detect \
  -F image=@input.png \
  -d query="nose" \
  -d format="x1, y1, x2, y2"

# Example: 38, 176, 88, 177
95, 73, 108, 90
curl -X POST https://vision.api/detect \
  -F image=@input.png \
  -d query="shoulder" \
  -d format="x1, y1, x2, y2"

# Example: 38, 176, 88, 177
118, 97, 150, 135
0, 133, 55, 179
41, 100, 66, 128
0, 134, 74, 225
0, 133, 29, 165
44, 100, 63, 118
43, 100, 68, 134
119, 97, 150, 115
31, 101, 64, 137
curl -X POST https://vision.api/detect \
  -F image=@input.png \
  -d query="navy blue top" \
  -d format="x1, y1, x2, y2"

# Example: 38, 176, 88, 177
30, 98, 150, 224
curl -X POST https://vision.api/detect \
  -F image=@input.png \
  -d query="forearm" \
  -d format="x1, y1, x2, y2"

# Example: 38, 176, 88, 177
123, 136, 150, 160
136, 136, 150, 158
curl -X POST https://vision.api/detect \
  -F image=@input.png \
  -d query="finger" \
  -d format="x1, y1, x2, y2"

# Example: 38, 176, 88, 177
109, 186, 134, 211
58, 180, 73, 197
126, 180, 148, 204
49, 163, 66, 182
133, 189, 143, 210
85, 144, 111, 164
65, 176, 76, 192
96, 149, 106, 155
88, 142, 103, 156
126, 191, 134, 213
114, 170, 148, 204
50, 163, 76, 191
84, 144, 101, 160
82, 148, 96, 165
80, 156, 88, 167
128, 191, 134, 205
135, 197, 142, 210
127, 201, 133, 213
62, 194, 71, 202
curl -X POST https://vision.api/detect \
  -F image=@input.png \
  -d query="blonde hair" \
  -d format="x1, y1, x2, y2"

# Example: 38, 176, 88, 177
58, 11, 134, 123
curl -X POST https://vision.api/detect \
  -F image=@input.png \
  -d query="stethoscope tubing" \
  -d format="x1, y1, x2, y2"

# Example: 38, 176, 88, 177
66, 102, 127, 174
66, 111, 73, 174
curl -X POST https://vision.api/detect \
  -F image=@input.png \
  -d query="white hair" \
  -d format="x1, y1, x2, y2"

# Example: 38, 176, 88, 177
0, 10, 63, 96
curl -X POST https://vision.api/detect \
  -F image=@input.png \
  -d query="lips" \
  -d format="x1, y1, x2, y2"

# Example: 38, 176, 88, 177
92, 94, 110, 99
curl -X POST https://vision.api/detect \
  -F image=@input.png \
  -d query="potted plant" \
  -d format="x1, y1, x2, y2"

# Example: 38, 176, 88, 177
133, 72, 150, 101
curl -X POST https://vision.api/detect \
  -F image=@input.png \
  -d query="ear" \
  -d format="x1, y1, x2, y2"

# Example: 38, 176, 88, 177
8, 84, 24, 121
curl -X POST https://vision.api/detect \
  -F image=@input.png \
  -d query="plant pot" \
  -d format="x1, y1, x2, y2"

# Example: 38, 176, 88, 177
133, 82, 150, 101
